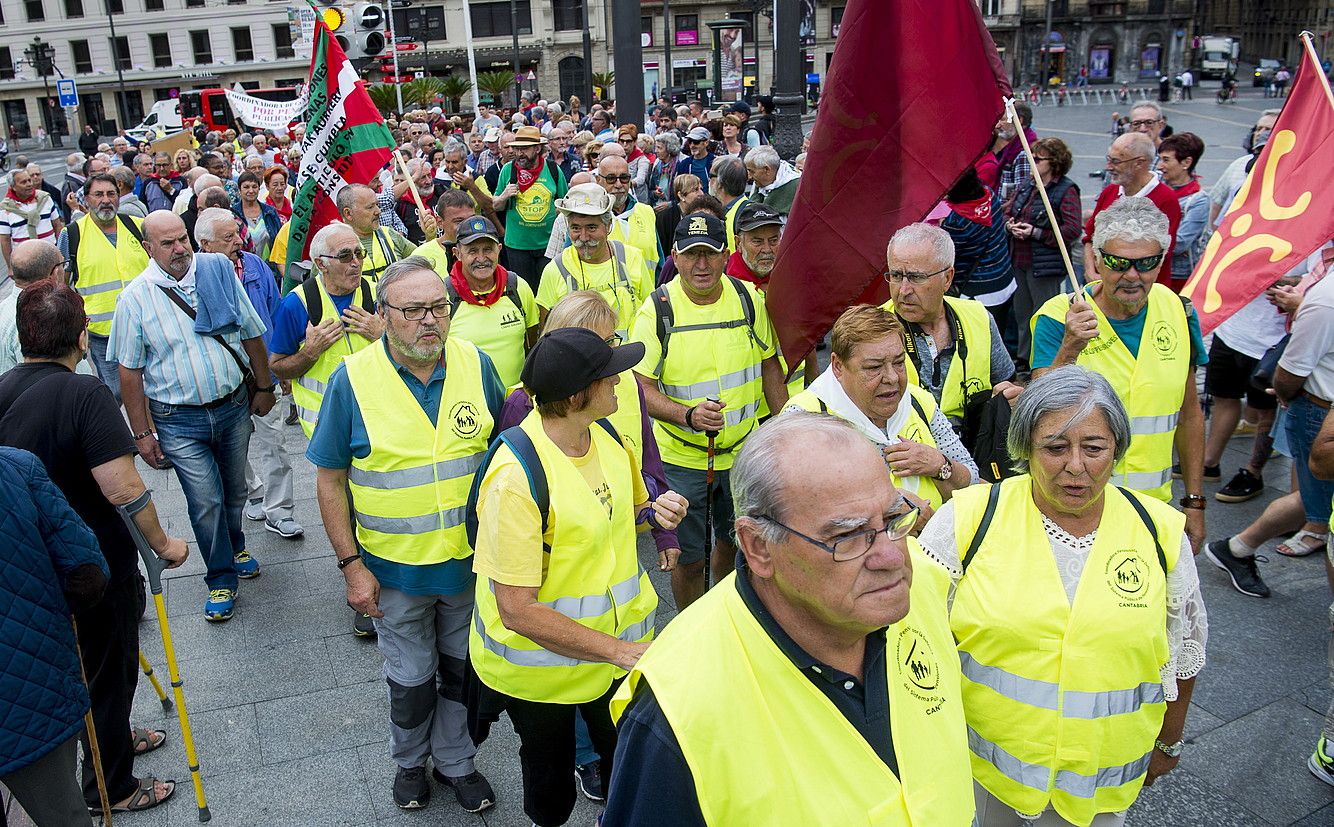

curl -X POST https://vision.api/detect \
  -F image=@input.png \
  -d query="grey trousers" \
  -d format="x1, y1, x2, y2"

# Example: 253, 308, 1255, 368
1, 736, 94, 827
245, 395, 295, 523
374, 587, 477, 776
1011, 267, 1067, 368
974, 782, 1126, 826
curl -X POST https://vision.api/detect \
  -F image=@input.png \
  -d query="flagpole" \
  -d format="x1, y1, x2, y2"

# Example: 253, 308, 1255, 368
1004, 97, 1081, 296
1299, 31, 1334, 110
462, 0, 482, 115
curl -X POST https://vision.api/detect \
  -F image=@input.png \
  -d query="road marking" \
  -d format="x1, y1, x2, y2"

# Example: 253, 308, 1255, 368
1159, 106, 1262, 129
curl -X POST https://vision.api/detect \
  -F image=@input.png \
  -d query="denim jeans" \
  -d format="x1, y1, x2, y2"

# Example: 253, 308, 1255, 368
1284, 394, 1334, 524
150, 388, 253, 591
86, 332, 122, 403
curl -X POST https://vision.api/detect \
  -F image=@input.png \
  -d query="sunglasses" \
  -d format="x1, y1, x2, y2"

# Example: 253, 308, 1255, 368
599, 174, 632, 183
319, 248, 365, 264
1098, 249, 1163, 273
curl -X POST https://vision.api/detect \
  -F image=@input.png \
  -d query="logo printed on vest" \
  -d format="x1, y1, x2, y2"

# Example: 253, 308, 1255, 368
896, 627, 944, 711
1151, 321, 1178, 357
1106, 549, 1149, 606
450, 401, 482, 439
501, 309, 524, 328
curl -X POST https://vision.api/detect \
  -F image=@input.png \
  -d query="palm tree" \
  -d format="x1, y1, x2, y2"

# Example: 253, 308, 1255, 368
477, 70, 516, 107
365, 83, 400, 116
401, 77, 444, 109
591, 71, 615, 98
438, 75, 474, 114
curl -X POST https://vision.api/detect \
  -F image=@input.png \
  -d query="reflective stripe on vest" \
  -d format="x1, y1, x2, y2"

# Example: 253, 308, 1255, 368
552, 241, 636, 337
290, 277, 377, 439
344, 337, 491, 565
469, 409, 658, 704
610, 546, 975, 826
1033, 282, 1188, 501
660, 363, 762, 399
950, 476, 1183, 823
72, 214, 149, 336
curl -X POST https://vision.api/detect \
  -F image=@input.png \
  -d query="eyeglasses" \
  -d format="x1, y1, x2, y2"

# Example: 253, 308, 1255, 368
1104, 155, 1140, 167
1098, 249, 1164, 273
618, 137, 634, 143
603, 331, 623, 347
381, 300, 451, 321
319, 248, 365, 264
1032, 155, 1052, 163
1129, 118, 1162, 129
884, 265, 950, 285
599, 173, 632, 183
754, 507, 920, 562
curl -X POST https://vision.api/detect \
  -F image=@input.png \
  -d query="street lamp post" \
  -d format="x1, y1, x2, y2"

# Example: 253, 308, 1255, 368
770, 0, 803, 159
509, 0, 522, 108
581, 0, 594, 107
24, 37, 62, 147
105, 0, 130, 135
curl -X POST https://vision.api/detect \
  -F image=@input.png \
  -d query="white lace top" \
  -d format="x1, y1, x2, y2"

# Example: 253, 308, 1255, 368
917, 499, 1208, 700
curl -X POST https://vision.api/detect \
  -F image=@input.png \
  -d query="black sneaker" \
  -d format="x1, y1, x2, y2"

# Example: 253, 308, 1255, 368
575, 761, 605, 802
432, 768, 495, 813
1173, 462, 1220, 481
1216, 468, 1264, 503
352, 611, 377, 638
1205, 538, 1271, 598
393, 766, 430, 809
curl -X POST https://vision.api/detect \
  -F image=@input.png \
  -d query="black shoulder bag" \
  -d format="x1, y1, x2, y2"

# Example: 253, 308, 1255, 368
156, 285, 258, 405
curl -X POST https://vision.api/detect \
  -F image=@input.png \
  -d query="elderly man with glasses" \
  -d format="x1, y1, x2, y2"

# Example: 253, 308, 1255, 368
1082, 131, 1181, 288
1031, 197, 1207, 551
1127, 100, 1170, 148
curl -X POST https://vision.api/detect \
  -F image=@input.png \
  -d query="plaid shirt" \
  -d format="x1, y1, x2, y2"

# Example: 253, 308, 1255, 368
998, 152, 1031, 204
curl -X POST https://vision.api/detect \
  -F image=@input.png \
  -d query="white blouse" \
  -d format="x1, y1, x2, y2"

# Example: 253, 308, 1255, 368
917, 499, 1208, 701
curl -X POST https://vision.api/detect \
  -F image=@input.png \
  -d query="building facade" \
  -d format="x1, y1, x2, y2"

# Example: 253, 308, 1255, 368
1015, 0, 1197, 86
1202, 0, 1333, 69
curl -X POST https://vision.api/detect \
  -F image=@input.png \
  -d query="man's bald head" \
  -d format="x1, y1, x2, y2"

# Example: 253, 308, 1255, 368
10, 240, 65, 288
144, 211, 187, 244
193, 173, 223, 194
1112, 131, 1156, 161
598, 143, 626, 160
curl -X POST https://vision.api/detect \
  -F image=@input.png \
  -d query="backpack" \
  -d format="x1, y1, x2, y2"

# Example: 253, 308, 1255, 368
651, 275, 763, 376
66, 215, 145, 286
302, 274, 375, 325
443, 269, 525, 319
465, 419, 621, 551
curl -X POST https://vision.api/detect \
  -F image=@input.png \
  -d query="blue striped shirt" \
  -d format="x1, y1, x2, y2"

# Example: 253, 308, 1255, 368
108, 259, 266, 405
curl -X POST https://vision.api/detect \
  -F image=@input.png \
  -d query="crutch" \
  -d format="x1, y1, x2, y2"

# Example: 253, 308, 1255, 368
139, 650, 173, 712
72, 619, 113, 827
703, 398, 720, 591
115, 504, 211, 822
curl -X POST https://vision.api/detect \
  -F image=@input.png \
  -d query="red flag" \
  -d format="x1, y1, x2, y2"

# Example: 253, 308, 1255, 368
766, 0, 1009, 368
1182, 43, 1334, 335
285, 7, 396, 284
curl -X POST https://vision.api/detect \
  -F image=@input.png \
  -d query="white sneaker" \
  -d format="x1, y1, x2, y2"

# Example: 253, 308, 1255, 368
265, 517, 304, 539
243, 498, 265, 521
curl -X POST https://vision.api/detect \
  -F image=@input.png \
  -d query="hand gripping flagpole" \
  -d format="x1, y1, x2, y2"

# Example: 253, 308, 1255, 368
1003, 97, 1082, 297
116, 502, 211, 822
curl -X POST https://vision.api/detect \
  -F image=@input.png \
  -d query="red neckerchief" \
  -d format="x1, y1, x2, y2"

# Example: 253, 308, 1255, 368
4, 188, 33, 204
626, 146, 646, 164
726, 250, 768, 289
449, 261, 508, 307
948, 189, 995, 226
515, 157, 545, 193
1171, 178, 1201, 198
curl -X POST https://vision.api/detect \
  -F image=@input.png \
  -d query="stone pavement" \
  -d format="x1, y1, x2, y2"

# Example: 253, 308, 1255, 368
5, 86, 1334, 826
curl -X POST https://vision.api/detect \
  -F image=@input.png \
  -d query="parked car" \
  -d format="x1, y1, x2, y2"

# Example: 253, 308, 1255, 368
1253, 59, 1282, 86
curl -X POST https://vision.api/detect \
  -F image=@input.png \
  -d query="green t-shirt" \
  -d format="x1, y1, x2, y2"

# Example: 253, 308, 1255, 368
495, 160, 568, 251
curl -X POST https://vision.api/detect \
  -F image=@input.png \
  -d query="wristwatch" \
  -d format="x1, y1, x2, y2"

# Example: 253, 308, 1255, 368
256, 384, 277, 394
1154, 738, 1184, 758
1179, 494, 1206, 511
936, 457, 953, 481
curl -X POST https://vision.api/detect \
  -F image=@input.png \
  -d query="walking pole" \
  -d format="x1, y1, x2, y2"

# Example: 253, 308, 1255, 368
702, 396, 720, 591
1004, 97, 1082, 297
138, 650, 173, 712
72, 619, 113, 827
115, 505, 211, 823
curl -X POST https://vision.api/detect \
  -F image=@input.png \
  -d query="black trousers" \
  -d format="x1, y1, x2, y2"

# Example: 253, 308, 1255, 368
504, 247, 550, 292
75, 575, 141, 806
505, 681, 621, 827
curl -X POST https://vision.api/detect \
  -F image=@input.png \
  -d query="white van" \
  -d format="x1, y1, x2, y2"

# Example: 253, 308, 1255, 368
126, 99, 183, 142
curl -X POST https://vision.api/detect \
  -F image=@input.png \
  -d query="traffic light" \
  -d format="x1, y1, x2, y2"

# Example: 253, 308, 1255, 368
350, 3, 387, 61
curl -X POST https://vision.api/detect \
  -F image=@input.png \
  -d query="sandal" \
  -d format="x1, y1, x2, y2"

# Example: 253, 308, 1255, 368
1275, 529, 1327, 558
98, 777, 175, 814
131, 727, 167, 756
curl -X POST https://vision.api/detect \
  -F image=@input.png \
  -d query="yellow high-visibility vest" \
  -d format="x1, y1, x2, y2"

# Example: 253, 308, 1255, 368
611, 546, 974, 826
344, 337, 491, 565
291, 276, 377, 438
723, 195, 751, 253
470, 410, 657, 704
359, 228, 401, 283
69, 214, 149, 336
1033, 282, 1189, 501
785, 383, 945, 510
950, 476, 1182, 824
611, 202, 660, 269
882, 295, 994, 422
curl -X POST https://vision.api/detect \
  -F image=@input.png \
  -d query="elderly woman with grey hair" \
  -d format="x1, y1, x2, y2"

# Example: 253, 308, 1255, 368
1029, 197, 1207, 556
918, 365, 1206, 827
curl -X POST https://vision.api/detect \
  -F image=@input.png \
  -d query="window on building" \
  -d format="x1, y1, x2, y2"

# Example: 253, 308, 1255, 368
469, 1, 532, 38
71, 40, 93, 74
641, 15, 653, 48
1089, 1, 1125, 17
273, 23, 295, 59
1146, 0, 1165, 13
0, 47, 14, 81
186, 0, 205, 7
675, 14, 698, 46
25, 0, 44, 22
64, 0, 84, 18
190, 30, 213, 64
981, 0, 1000, 15
231, 27, 253, 61
150, 33, 172, 67
111, 36, 132, 70
831, 6, 844, 36
553, 0, 581, 31
672, 64, 706, 88
392, 7, 447, 41
107, 0, 123, 12
145, 0, 164, 9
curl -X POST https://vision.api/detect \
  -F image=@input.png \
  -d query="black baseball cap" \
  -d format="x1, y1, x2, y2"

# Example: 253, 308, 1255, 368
457, 216, 499, 245
735, 201, 785, 233
673, 213, 727, 253
520, 328, 646, 403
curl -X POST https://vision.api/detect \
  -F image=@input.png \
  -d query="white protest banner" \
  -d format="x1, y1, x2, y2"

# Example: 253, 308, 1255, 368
223, 89, 308, 129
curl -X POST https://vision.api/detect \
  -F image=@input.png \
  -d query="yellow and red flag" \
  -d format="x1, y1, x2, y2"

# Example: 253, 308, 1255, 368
1183, 42, 1334, 335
